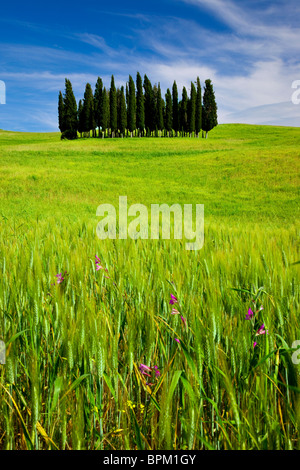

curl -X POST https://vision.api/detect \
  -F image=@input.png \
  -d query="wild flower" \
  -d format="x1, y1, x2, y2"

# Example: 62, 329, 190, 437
245, 308, 254, 320
171, 308, 180, 315
245, 298, 267, 349
139, 363, 161, 385
255, 323, 268, 336
139, 363, 152, 377
53, 271, 67, 285
95, 255, 104, 271
169, 291, 186, 339
56, 273, 64, 284
95, 254, 111, 279
245, 304, 263, 320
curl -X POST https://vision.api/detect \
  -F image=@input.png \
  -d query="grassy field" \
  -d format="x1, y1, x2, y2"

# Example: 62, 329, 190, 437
0, 124, 299, 450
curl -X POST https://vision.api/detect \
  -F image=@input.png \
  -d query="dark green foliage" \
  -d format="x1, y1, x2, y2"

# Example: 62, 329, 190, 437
58, 91, 65, 132
77, 100, 84, 137
195, 77, 202, 136
117, 86, 127, 136
165, 88, 173, 134
154, 83, 164, 132
172, 81, 179, 134
202, 79, 218, 138
63, 72, 217, 139
188, 82, 196, 135
61, 79, 78, 140
94, 77, 103, 135
101, 87, 109, 136
143, 75, 155, 134
180, 86, 188, 134
110, 75, 118, 136
127, 75, 136, 135
136, 72, 145, 136
82, 83, 95, 136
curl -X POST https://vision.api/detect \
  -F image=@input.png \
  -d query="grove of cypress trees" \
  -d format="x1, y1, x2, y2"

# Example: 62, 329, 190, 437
61, 78, 78, 140
136, 72, 145, 137
61, 73, 217, 140
110, 75, 118, 138
202, 79, 218, 138
195, 77, 202, 138
127, 75, 136, 137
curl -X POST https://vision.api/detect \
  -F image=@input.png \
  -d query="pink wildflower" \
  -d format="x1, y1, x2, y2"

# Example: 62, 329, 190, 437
55, 272, 67, 284
139, 364, 152, 376
169, 294, 178, 305
95, 255, 104, 271
139, 364, 161, 382
245, 308, 254, 320
171, 308, 180, 315
255, 323, 268, 336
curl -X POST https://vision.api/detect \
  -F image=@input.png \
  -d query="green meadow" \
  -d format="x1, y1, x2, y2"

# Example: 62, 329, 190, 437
0, 124, 299, 450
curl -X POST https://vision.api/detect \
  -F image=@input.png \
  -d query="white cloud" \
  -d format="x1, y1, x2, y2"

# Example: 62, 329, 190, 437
223, 101, 300, 127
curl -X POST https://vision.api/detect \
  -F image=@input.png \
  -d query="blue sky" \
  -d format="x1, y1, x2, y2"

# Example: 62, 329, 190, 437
0, 0, 299, 131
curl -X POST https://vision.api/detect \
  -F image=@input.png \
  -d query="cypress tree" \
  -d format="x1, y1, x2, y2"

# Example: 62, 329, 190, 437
62, 78, 78, 140
136, 72, 145, 137
143, 75, 155, 135
110, 75, 118, 137
202, 79, 218, 138
172, 81, 179, 136
127, 75, 136, 137
195, 77, 202, 138
101, 87, 109, 138
94, 77, 103, 137
77, 99, 84, 138
165, 88, 173, 136
82, 83, 95, 137
188, 81, 196, 136
154, 83, 164, 135
58, 91, 65, 133
117, 86, 127, 137
180, 86, 188, 135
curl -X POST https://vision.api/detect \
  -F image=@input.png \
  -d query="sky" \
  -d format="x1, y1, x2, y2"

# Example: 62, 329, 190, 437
0, 0, 299, 132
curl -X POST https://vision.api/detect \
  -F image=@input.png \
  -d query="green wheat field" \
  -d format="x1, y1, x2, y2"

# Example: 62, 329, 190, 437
0, 124, 299, 450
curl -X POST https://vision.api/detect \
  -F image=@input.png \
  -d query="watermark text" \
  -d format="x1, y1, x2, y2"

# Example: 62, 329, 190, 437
0, 80, 6, 105
0, 340, 6, 364
291, 340, 300, 365
291, 80, 300, 104
96, 196, 204, 251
